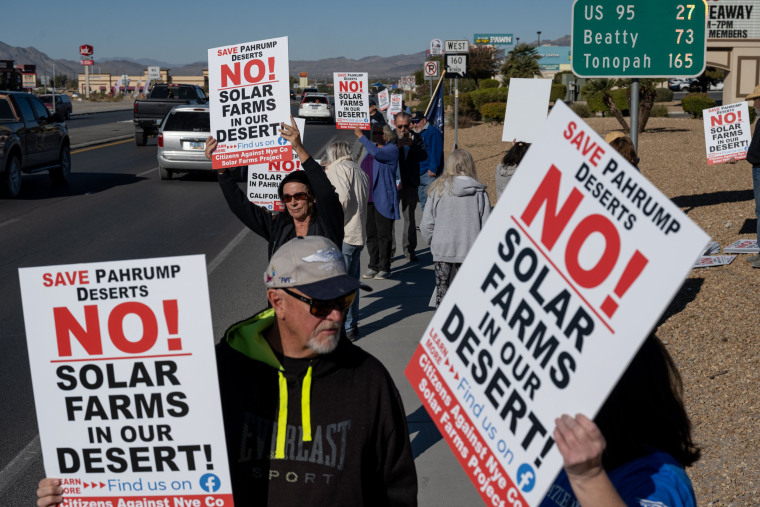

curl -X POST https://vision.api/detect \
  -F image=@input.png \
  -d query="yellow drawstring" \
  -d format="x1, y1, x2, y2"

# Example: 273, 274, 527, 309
275, 366, 313, 458
301, 366, 313, 442
275, 371, 288, 459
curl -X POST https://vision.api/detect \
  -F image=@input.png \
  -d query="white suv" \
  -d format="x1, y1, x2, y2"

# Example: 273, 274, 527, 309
298, 93, 333, 123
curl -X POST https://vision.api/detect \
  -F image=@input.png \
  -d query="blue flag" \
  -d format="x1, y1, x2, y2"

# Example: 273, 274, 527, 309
425, 76, 445, 137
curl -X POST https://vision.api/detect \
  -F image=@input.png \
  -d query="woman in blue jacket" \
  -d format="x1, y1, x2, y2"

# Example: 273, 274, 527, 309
354, 125, 399, 280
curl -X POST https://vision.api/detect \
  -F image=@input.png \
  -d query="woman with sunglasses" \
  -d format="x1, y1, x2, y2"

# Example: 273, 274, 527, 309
205, 116, 344, 259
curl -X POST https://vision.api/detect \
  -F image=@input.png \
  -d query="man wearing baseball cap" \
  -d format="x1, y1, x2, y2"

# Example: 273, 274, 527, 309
746, 84, 760, 267
37, 236, 418, 506
216, 235, 416, 504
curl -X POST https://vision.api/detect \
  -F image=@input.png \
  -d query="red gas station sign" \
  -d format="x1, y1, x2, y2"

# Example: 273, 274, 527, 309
79, 44, 94, 56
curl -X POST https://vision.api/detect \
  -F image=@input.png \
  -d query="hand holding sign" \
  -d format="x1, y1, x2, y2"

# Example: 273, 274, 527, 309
279, 115, 308, 161
36, 478, 63, 507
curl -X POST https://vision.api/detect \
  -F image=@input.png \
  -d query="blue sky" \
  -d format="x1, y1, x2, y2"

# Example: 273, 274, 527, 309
3, 0, 572, 65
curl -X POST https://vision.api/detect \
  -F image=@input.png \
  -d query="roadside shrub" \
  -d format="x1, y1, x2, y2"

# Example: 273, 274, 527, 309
481, 102, 506, 122
447, 111, 475, 128
550, 84, 567, 102
459, 79, 478, 93
469, 87, 509, 112
570, 103, 592, 118
649, 105, 669, 117
479, 79, 499, 89
585, 89, 630, 115
416, 95, 431, 113
456, 92, 479, 119
655, 88, 674, 102
681, 93, 716, 118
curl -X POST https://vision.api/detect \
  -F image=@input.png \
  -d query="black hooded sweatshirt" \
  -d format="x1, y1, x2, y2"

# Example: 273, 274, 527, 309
215, 308, 418, 506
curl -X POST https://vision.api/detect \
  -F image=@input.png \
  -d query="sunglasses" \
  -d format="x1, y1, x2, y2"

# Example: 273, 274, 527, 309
282, 288, 356, 317
282, 192, 310, 203
396, 124, 411, 130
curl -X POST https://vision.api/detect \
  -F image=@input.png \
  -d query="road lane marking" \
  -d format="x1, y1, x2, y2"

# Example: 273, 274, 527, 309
0, 435, 40, 493
72, 139, 133, 154
137, 167, 157, 177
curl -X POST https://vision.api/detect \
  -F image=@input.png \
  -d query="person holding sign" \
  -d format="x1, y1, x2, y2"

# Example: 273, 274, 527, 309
355, 124, 399, 279
745, 85, 760, 267
38, 236, 418, 506
419, 149, 491, 307
204, 117, 344, 259
494, 140, 531, 200
541, 335, 700, 506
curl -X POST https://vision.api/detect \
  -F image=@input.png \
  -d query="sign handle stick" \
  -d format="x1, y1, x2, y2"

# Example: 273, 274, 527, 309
631, 79, 639, 153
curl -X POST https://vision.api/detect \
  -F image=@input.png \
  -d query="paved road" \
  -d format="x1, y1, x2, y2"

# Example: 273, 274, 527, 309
0, 109, 480, 506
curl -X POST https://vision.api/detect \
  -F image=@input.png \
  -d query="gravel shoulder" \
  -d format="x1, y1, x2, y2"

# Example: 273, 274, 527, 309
444, 116, 759, 506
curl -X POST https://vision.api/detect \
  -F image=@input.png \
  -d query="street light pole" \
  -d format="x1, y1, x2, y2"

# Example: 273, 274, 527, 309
537, 31, 542, 46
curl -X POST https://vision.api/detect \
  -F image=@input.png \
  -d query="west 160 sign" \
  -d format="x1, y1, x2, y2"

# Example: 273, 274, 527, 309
571, 0, 707, 78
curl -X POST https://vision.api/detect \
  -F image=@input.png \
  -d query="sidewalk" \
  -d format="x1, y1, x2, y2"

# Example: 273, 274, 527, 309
355, 208, 482, 506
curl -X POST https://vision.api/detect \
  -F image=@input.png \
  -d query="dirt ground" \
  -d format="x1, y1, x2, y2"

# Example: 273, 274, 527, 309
443, 117, 760, 506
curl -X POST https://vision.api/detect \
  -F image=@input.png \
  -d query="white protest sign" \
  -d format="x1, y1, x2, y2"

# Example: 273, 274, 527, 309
248, 117, 306, 211
208, 36, 292, 170
333, 72, 369, 130
693, 255, 735, 268
390, 94, 403, 114
502, 78, 553, 143
19, 256, 233, 504
378, 89, 390, 111
703, 101, 751, 165
405, 101, 710, 506
724, 239, 759, 253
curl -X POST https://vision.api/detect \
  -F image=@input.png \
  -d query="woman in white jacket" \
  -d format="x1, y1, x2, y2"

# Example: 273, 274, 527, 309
324, 141, 369, 340
420, 149, 491, 307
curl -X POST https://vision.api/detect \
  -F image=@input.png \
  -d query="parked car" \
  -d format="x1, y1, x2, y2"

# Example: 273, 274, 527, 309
709, 81, 725, 91
133, 83, 207, 146
298, 93, 333, 123
668, 78, 695, 91
0, 90, 71, 198
39, 94, 72, 120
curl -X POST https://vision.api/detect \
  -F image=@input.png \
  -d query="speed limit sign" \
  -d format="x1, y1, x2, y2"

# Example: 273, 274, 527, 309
424, 61, 439, 78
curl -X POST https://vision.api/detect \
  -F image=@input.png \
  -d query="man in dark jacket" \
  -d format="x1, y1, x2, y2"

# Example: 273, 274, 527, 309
217, 236, 418, 505
393, 112, 427, 262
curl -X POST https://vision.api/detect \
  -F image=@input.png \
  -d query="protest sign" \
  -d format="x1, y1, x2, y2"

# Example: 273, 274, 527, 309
703, 101, 751, 165
19, 256, 233, 505
378, 89, 390, 111
502, 78, 552, 143
333, 72, 369, 130
693, 255, 735, 268
390, 94, 403, 114
248, 118, 306, 211
405, 100, 710, 506
724, 239, 759, 253
208, 36, 292, 170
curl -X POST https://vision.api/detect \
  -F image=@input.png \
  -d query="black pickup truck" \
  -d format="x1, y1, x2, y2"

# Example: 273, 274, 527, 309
132, 83, 207, 145
0, 90, 71, 198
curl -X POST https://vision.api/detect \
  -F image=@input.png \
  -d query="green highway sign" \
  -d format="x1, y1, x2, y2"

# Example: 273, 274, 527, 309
571, 0, 707, 78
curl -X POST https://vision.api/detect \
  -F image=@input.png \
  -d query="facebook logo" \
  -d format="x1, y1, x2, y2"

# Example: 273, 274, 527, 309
516, 463, 536, 493
277, 136, 288, 146
199, 473, 221, 493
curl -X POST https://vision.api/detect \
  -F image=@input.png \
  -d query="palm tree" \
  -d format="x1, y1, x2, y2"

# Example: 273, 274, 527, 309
500, 43, 542, 83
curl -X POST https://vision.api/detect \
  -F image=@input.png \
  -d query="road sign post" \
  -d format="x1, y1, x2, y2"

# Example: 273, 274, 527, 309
571, 0, 707, 78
